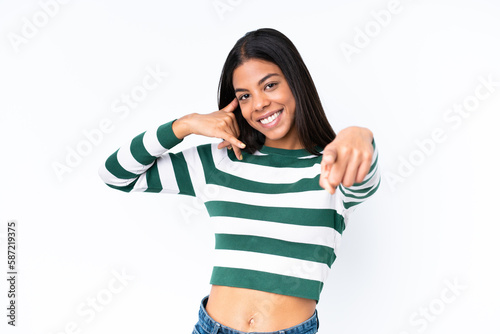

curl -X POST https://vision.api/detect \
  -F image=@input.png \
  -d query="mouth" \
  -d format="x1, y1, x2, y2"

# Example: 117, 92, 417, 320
258, 109, 283, 125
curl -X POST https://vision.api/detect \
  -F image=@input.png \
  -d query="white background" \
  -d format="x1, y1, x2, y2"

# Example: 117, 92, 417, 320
1, 0, 499, 333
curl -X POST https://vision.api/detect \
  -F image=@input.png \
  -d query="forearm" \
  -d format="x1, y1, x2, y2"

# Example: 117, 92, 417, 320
98, 119, 183, 191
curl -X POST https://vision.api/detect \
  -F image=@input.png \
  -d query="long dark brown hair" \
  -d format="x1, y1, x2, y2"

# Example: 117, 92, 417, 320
218, 28, 335, 155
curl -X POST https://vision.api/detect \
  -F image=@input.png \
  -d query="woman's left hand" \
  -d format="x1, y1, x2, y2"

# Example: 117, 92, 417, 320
320, 126, 374, 194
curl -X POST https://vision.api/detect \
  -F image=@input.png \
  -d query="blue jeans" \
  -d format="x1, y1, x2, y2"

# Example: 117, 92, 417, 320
192, 295, 319, 334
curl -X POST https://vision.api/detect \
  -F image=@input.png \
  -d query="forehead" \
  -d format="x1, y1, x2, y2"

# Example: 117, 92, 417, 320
232, 59, 283, 86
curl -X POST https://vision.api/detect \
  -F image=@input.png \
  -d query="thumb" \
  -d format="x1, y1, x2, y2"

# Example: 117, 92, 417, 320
222, 97, 239, 113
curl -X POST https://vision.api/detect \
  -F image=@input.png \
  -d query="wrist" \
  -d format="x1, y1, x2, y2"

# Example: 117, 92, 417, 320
359, 126, 373, 142
172, 114, 195, 140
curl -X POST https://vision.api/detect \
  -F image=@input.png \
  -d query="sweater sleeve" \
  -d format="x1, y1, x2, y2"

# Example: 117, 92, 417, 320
98, 120, 198, 196
338, 139, 381, 211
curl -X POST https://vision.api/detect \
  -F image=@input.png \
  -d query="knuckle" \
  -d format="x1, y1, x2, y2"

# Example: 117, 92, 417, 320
343, 178, 353, 187
339, 146, 351, 156
322, 154, 334, 163
362, 151, 373, 161
329, 175, 341, 186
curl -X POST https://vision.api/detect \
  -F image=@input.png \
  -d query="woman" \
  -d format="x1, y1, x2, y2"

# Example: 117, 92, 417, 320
99, 28, 380, 334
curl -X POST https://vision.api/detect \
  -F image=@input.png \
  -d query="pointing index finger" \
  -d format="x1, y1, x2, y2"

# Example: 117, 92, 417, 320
321, 149, 336, 176
320, 148, 338, 194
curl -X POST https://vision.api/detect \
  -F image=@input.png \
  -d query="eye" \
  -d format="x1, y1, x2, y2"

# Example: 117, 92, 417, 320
238, 93, 250, 101
265, 82, 278, 90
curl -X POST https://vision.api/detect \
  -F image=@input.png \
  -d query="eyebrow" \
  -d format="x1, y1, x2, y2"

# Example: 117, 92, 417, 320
234, 73, 280, 93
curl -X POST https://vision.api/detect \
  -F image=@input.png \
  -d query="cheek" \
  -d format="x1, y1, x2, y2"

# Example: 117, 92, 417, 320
240, 106, 262, 130
281, 86, 296, 108
285, 95, 296, 115
240, 106, 252, 123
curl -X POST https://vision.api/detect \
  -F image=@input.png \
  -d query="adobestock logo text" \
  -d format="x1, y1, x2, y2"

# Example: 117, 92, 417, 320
7, 0, 72, 54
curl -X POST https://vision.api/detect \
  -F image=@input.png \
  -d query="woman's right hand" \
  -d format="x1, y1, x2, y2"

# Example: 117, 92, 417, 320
172, 98, 246, 160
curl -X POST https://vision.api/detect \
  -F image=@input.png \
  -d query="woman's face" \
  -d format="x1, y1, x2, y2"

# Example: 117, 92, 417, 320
232, 59, 301, 150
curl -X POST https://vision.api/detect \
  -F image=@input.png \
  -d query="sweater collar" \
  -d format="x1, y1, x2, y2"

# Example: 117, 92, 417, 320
257, 145, 323, 158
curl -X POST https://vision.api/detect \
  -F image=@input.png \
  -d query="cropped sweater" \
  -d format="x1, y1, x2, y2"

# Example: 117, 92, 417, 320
98, 120, 381, 303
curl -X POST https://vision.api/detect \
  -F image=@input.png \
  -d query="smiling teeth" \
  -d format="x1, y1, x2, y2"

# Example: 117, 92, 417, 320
260, 110, 282, 124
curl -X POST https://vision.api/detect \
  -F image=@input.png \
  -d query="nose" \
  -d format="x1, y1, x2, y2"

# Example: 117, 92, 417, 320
253, 91, 270, 112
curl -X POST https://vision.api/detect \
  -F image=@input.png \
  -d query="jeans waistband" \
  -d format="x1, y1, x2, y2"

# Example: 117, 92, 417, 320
197, 295, 319, 334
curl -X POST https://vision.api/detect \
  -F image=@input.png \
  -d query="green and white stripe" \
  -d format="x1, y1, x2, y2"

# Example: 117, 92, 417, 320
99, 120, 381, 302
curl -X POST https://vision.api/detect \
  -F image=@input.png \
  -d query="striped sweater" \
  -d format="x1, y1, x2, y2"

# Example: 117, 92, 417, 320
98, 120, 381, 302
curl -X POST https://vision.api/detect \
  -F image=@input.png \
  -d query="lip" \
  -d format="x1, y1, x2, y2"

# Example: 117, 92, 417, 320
257, 108, 283, 129
256, 108, 284, 122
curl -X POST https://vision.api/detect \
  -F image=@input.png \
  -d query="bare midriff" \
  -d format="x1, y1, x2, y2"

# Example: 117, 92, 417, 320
205, 285, 317, 332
